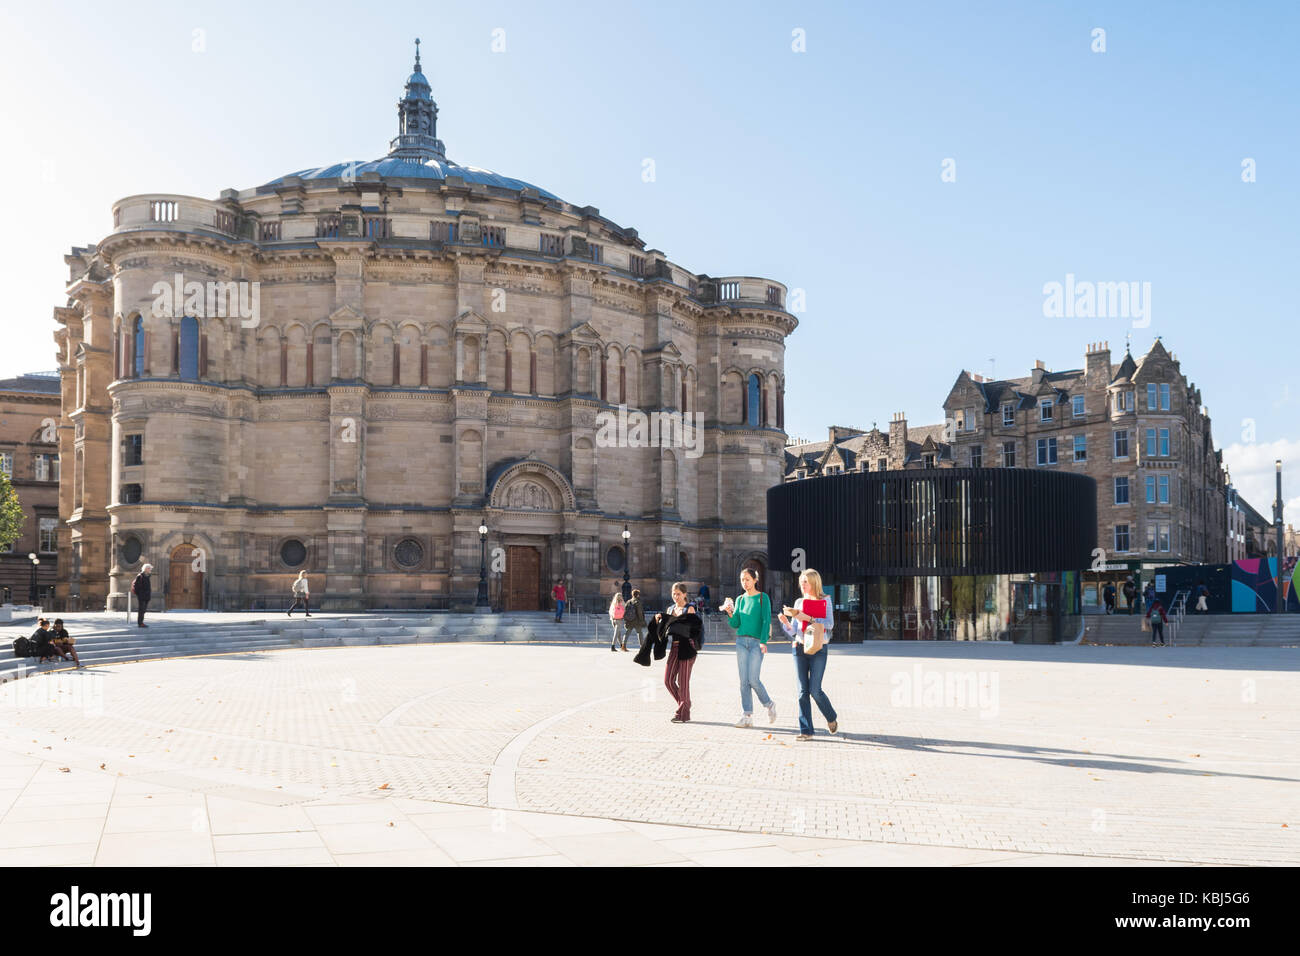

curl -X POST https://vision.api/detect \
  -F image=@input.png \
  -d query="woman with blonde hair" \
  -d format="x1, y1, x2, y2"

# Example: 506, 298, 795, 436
778, 568, 839, 741
608, 591, 627, 652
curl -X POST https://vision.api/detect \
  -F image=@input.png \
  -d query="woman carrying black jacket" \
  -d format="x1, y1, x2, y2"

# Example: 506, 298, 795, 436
657, 582, 703, 723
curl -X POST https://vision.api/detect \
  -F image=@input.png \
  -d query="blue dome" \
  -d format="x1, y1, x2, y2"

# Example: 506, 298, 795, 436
262, 156, 559, 200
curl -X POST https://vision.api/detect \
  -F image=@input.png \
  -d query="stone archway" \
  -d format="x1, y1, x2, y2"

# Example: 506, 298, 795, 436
168, 543, 204, 609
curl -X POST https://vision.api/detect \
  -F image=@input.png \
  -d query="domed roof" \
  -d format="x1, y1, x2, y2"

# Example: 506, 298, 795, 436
262, 157, 559, 200
259, 40, 559, 202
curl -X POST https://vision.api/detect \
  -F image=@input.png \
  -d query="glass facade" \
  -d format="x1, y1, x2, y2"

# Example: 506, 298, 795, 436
768, 468, 1095, 644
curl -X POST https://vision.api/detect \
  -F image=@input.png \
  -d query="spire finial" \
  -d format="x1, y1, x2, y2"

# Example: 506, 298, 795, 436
414, 37, 421, 70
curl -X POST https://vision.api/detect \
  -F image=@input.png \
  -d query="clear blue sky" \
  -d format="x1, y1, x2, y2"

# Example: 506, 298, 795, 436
1, 0, 1295, 512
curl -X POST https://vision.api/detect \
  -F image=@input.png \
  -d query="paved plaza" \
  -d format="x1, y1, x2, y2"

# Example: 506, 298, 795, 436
0, 637, 1295, 866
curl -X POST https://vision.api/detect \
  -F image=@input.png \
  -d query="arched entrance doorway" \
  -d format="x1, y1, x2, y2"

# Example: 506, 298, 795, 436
168, 543, 204, 609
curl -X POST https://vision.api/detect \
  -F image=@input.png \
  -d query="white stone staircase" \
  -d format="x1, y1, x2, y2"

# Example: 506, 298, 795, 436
0, 611, 632, 683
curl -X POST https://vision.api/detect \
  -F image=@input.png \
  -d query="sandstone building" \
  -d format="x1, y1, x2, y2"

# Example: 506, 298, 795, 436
53, 45, 794, 611
0, 373, 61, 604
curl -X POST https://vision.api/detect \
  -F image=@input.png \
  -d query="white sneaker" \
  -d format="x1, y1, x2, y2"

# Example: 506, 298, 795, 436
734, 715, 753, 728
766, 701, 777, 724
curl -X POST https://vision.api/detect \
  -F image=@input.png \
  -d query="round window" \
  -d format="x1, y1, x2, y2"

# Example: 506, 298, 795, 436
394, 538, 424, 568
605, 546, 626, 572
120, 535, 142, 565
280, 539, 307, 567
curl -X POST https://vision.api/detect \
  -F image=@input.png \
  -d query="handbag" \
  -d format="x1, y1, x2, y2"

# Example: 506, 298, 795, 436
1140, 614, 1150, 632
803, 620, 826, 654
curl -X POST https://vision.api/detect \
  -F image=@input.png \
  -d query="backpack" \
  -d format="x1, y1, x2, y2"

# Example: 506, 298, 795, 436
13, 637, 30, 658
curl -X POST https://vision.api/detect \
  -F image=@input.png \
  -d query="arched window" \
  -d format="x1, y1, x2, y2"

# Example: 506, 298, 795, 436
746, 374, 761, 427
132, 315, 146, 377
178, 317, 200, 381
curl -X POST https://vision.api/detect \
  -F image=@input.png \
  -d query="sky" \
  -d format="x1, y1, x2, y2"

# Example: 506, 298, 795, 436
1, 0, 1295, 517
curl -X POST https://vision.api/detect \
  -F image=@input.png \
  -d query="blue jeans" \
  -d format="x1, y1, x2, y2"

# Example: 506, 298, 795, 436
735, 636, 772, 714
793, 645, 836, 735
554, 599, 565, 621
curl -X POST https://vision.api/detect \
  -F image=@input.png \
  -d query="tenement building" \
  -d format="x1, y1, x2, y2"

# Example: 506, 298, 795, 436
53, 44, 794, 611
785, 339, 1229, 608
0, 373, 61, 604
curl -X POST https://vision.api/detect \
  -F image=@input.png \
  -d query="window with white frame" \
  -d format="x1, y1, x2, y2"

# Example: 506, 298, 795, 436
1039, 399, 1054, 422
1002, 441, 1015, 467
1160, 383, 1170, 410
1002, 404, 1014, 426
970, 446, 982, 468
1073, 435, 1087, 461
1072, 395, 1085, 417
38, 517, 57, 553
1114, 430, 1129, 458
1114, 476, 1129, 504
1114, 525, 1130, 552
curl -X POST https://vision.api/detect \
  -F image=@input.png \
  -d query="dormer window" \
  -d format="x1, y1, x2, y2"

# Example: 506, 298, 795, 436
1002, 404, 1014, 426
1040, 399, 1054, 422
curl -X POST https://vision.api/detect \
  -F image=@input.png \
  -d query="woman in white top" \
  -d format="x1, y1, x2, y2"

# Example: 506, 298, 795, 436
778, 568, 838, 740
288, 570, 311, 617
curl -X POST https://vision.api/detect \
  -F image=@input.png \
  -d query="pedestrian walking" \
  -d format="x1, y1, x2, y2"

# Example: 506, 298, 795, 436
698, 582, 711, 617
1122, 577, 1136, 614
1147, 598, 1168, 646
1103, 582, 1116, 614
1144, 582, 1156, 610
659, 582, 703, 723
131, 564, 153, 627
778, 568, 838, 741
288, 570, 312, 617
623, 588, 646, 650
551, 579, 567, 623
609, 591, 627, 651
723, 567, 775, 727
1195, 580, 1210, 614
50, 618, 81, 668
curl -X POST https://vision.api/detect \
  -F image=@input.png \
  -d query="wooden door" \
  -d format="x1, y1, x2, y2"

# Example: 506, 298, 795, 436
168, 544, 204, 609
506, 546, 540, 611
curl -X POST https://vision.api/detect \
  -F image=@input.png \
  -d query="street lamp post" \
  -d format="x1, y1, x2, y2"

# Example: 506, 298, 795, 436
475, 523, 490, 613
621, 525, 631, 598
1275, 460, 1285, 614
27, 553, 39, 607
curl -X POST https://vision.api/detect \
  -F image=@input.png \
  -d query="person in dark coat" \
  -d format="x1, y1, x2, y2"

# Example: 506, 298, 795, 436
131, 564, 153, 627
1122, 578, 1136, 614
29, 618, 61, 662
658, 582, 703, 723
1102, 583, 1116, 614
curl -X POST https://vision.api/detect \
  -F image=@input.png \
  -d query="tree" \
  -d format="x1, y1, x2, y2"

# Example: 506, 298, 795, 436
0, 471, 26, 553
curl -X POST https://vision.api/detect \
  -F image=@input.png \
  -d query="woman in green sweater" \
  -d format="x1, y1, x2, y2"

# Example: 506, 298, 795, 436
724, 567, 776, 727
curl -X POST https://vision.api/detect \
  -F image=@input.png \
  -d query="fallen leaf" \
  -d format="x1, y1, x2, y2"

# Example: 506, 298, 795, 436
58, 767, 70, 773
387, 822, 395, 827
99, 763, 105, 770
377, 783, 390, 790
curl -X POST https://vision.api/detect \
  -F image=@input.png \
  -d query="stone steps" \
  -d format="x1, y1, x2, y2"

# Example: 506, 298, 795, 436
1083, 614, 1300, 646
0, 613, 611, 684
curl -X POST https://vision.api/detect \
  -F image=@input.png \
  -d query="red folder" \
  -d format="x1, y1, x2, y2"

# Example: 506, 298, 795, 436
800, 598, 827, 631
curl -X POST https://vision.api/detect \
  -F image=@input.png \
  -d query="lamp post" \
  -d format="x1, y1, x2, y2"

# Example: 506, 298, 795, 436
1275, 460, 1285, 614
475, 523, 490, 612
27, 553, 39, 606
621, 525, 631, 598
